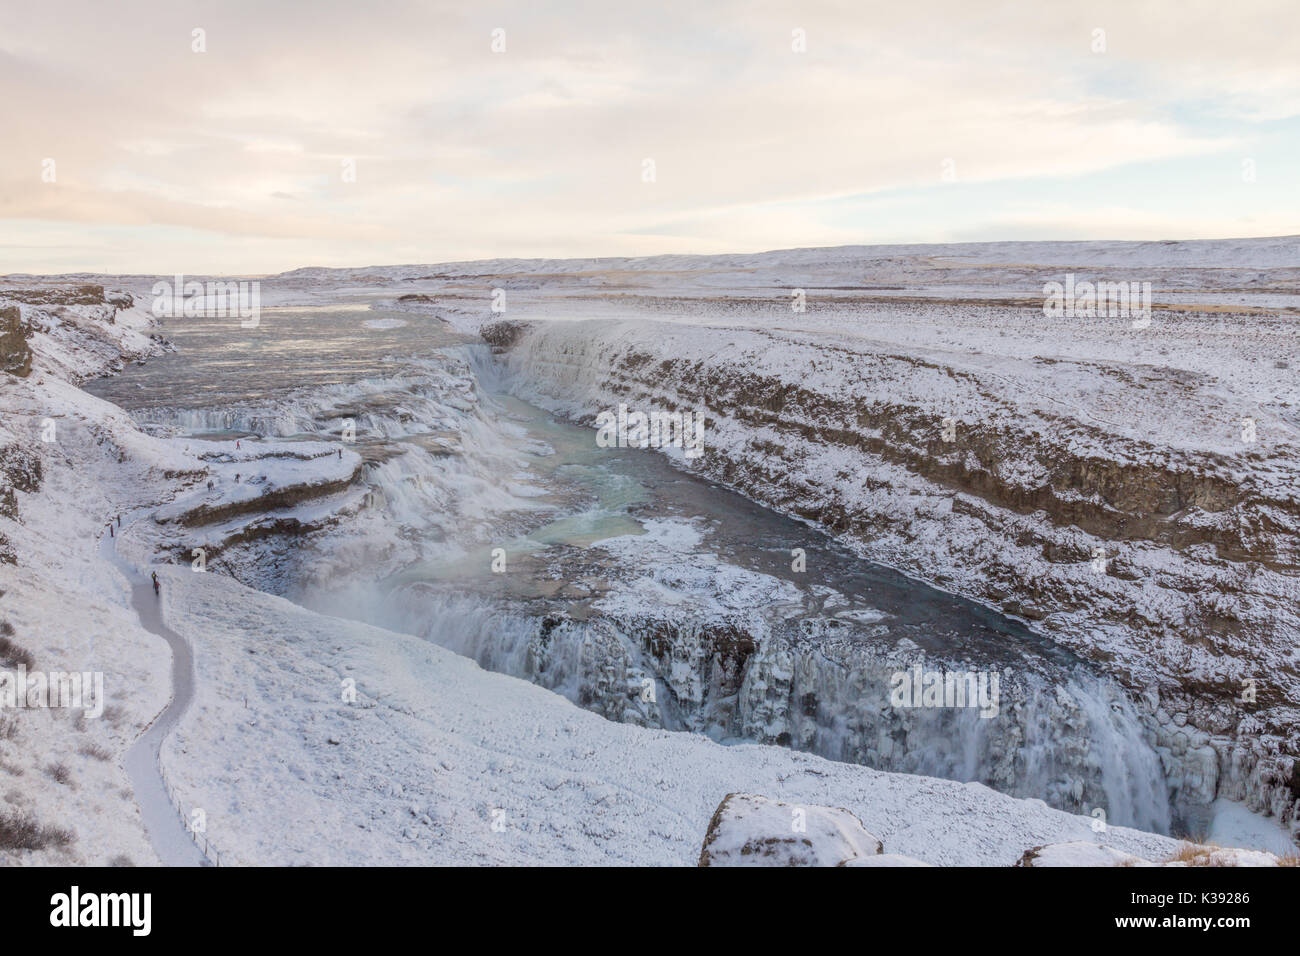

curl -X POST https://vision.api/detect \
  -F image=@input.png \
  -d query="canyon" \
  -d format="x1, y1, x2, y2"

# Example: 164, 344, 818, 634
3, 237, 1298, 865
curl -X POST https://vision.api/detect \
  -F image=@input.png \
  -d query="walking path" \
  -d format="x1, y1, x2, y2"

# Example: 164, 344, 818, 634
100, 521, 208, 867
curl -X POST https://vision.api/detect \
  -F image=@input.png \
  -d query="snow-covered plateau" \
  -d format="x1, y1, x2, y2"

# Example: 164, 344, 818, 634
1, 237, 1297, 866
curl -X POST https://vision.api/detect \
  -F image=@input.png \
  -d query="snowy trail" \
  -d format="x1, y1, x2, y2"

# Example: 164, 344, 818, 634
100, 522, 208, 867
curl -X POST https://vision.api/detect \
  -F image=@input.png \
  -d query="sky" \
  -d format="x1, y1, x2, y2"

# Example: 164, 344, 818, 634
1, 0, 1298, 274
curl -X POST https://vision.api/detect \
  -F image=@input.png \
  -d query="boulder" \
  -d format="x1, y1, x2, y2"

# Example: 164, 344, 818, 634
698, 792, 884, 867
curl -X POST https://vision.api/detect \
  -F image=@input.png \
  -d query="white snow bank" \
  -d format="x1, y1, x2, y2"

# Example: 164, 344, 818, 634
1017, 842, 1153, 867
841, 853, 933, 867
1017, 839, 1293, 867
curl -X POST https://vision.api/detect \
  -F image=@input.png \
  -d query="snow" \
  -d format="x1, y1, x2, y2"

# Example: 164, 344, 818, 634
1018, 842, 1154, 867
1207, 798, 1299, 857
841, 854, 933, 867
1015, 837, 1293, 867
154, 565, 1182, 866
590, 517, 807, 620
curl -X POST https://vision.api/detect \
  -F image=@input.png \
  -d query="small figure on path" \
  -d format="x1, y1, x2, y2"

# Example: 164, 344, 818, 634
151, 571, 160, 597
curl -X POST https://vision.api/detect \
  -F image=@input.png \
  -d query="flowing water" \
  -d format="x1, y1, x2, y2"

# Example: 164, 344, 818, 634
89, 302, 1175, 833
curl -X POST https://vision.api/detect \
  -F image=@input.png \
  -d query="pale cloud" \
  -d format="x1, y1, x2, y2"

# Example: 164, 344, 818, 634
1, 0, 1296, 273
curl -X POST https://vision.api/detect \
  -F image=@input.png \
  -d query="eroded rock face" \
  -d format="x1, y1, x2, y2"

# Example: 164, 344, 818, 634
0, 284, 107, 307
0, 443, 43, 513
0, 442, 44, 563
1, 306, 32, 377
698, 793, 885, 866
479, 320, 533, 350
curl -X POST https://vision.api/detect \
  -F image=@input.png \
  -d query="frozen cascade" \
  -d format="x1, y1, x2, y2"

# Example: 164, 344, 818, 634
372, 588, 1172, 833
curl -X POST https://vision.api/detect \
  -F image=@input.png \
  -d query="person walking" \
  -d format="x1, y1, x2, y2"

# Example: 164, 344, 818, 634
151, 571, 160, 597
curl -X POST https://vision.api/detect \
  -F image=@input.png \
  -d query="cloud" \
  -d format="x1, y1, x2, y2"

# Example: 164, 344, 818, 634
1, 0, 1297, 272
